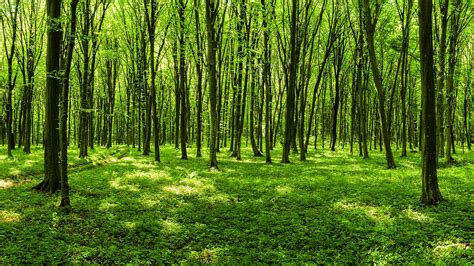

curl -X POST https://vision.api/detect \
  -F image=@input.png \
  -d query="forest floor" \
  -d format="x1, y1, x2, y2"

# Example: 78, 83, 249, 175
0, 145, 473, 264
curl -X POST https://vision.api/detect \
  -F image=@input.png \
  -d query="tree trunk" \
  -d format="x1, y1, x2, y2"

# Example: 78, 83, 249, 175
362, 0, 396, 169
205, 0, 219, 168
282, 0, 298, 164
419, 0, 442, 205
34, 0, 62, 193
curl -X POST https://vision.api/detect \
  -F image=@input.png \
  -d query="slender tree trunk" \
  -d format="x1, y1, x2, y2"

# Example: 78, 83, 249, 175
262, 0, 272, 163
205, 0, 219, 168
59, 0, 79, 208
282, 0, 298, 164
362, 0, 396, 169
436, 0, 448, 158
445, 0, 462, 163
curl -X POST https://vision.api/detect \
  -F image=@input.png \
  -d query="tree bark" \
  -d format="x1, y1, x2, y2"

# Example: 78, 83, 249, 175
34, 0, 62, 193
362, 0, 396, 169
205, 0, 219, 168
419, 0, 442, 205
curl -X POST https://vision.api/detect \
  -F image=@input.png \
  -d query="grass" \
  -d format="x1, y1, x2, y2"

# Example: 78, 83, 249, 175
0, 144, 473, 264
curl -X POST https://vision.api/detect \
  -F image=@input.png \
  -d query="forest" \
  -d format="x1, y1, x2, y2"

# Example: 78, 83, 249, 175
0, 0, 473, 263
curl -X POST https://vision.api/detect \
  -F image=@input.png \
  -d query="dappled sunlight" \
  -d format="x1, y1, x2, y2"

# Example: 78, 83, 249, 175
163, 178, 215, 196
239, 158, 263, 164
402, 208, 434, 222
161, 219, 182, 235
0, 180, 16, 189
128, 170, 172, 181
334, 201, 393, 223
275, 185, 293, 195
432, 241, 471, 258
109, 179, 140, 192
98, 201, 118, 211
0, 210, 21, 223
8, 169, 22, 176
139, 194, 161, 208
205, 193, 234, 206
1, 145, 472, 264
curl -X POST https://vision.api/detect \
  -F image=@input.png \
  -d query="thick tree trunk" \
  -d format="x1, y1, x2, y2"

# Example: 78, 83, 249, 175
34, 0, 62, 193
419, 0, 442, 205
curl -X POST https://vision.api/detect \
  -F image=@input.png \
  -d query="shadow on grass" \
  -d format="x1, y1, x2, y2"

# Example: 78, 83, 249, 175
0, 146, 472, 263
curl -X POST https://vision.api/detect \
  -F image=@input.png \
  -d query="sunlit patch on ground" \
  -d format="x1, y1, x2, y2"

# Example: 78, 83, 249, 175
334, 201, 393, 222
98, 201, 118, 211
275, 185, 293, 194
128, 170, 171, 181
0, 180, 15, 189
8, 169, 22, 176
432, 241, 471, 258
0, 210, 21, 222
161, 219, 182, 235
139, 195, 161, 208
109, 179, 139, 192
0, 146, 472, 264
205, 193, 234, 206
163, 178, 215, 196
402, 208, 434, 222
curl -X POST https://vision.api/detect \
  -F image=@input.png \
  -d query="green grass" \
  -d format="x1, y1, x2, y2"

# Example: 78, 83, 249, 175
1, 145, 473, 264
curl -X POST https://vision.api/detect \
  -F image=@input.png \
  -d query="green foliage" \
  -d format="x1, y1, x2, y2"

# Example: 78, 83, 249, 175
1, 146, 472, 264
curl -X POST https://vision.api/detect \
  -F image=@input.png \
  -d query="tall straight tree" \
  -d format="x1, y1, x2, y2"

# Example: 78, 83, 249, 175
395, 0, 413, 158
419, 0, 442, 205
193, 0, 204, 158
261, 0, 272, 163
144, 0, 162, 162
361, 0, 396, 169
177, 0, 188, 160
33, 0, 62, 193
59, 0, 80, 208
436, 0, 449, 158
281, 0, 298, 164
205, 0, 219, 168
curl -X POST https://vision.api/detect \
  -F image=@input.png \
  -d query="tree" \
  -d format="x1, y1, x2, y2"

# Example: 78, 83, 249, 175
261, 0, 273, 164
193, 0, 204, 158
33, 0, 62, 193
361, 0, 396, 169
436, 0, 449, 158
205, 0, 219, 168
177, 0, 188, 160
395, 0, 413, 158
59, 0, 80, 208
281, 0, 298, 164
419, 0, 443, 205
